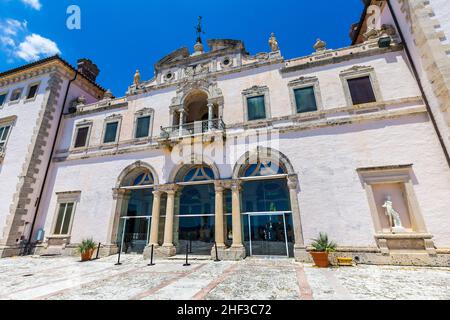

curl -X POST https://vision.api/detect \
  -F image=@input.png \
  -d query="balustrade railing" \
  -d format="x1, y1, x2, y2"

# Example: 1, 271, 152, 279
160, 118, 225, 139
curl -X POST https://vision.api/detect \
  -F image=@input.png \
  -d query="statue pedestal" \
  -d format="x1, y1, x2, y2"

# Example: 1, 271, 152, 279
392, 227, 407, 234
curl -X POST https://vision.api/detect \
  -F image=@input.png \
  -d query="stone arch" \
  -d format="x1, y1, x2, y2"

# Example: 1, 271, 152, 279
232, 147, 296, 179
116, 161, 160, 188
168, 154, 221, 183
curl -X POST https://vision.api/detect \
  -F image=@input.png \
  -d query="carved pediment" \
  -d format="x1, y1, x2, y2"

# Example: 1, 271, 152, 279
340, 65, 374, 76
207, 39, 244, 52
288, 76, 318, 87
155, 48, 190, 70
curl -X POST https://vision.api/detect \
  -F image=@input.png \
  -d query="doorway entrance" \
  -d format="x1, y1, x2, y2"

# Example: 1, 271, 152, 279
244, 212, 294, 257
240, 162, 295, 257
174, 165, 216, 255
118, 216, 150, 254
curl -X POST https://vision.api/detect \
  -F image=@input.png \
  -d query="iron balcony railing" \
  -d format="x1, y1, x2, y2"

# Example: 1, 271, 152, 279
160, 118, 225, 139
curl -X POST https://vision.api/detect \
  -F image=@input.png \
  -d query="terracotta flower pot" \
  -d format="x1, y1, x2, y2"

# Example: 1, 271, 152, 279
81, 249, 94, 262
310, 251, 330, 268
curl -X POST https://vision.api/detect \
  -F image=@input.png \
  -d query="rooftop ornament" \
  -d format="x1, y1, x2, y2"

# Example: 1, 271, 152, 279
268, 32, 279, 52
104, 89, 113, 100
313, 38, 327, 52
134, 69, 141, 86
193, 16, 205, 55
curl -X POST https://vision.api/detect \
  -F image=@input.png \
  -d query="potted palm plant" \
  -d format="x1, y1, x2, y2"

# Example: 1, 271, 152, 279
77, 239, 97, 262
310, 233, 337, 268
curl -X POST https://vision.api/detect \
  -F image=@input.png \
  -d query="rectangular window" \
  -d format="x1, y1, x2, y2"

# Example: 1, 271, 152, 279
54, 202, 75, 235
103, 121, 119, 144
74, 126, 89, 148
294, 87, 317, 113
0, 93, 7, 107
247, 95, 266, 121
10, 88, 22, 102
135, 116, 151, 138
26, 84, 39, 100
347, 76, 376, 105
0, 125, 12, 150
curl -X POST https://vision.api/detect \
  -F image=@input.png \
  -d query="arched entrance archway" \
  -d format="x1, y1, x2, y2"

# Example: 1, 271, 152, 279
232, 148, 302, 258
116, 164, 157, 254
174, 165, 216, 255
239, 161, 294, 257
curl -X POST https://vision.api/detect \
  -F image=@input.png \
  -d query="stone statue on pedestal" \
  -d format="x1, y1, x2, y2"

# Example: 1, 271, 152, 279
382, 196, 405, 233
134, 69, 141, 87
269, 32, 279, 52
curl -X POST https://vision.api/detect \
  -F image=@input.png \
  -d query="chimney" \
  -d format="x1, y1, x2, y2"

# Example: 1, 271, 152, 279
77, 58, 100, 82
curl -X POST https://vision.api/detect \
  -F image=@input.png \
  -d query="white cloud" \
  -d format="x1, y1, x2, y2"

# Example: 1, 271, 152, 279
20, 0, 42, 10
15, 33, 61, 62
2, 19, 27, 36
0, 18, 61, 63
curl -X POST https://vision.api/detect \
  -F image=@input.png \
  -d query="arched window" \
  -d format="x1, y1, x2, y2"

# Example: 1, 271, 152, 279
120, 168, 155, 187
182, 166, 214, 182
133, 172, 154, 186
243, 161, 285, 178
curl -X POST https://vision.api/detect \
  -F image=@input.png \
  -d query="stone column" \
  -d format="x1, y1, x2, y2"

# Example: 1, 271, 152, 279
149, 190, 162, 246
228, 181, 246, 259
287, 174, 308, 262
214, 181, 225, 247
207, 102, 214, 131
105, 188, 131, 256
179, 109, 185, 137
144, 189, 162, 259
160, 185, 178, 256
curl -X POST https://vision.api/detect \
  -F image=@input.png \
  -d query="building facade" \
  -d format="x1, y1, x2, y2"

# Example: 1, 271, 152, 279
0, 0, 449, 266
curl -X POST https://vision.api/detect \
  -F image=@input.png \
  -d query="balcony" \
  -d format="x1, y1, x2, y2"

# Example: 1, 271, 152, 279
160, 118, 225, 139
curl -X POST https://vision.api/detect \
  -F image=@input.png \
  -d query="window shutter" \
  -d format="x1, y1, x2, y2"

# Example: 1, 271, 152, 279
103, 122, 118, 143
247, 96, 266, 121
347, 76, 376, 105
74, 127, 89, 148
294, 87, 317, 113
135, 116, 151, 138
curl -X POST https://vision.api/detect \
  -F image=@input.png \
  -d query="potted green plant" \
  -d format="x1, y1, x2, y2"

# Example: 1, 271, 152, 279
310, 233, 337, 268
77, 239, 97, 262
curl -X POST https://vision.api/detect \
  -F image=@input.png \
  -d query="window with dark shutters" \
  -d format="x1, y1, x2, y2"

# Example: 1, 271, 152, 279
347, 76, 376, 105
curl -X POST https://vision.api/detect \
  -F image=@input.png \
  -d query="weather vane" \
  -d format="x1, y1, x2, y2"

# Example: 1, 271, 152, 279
195, 16, 205, 43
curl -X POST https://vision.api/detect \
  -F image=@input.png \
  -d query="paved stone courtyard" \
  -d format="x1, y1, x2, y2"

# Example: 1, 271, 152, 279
0, 255, 449, 300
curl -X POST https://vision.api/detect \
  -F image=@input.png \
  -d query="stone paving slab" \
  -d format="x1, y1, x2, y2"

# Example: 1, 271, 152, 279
0, 255, 449, 300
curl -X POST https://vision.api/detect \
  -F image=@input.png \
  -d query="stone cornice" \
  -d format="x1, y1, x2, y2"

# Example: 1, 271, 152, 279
282, 43, 403, 73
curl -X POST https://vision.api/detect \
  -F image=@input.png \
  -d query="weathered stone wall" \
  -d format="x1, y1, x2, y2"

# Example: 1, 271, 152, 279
0, 75, 51, 249
390, 0, 450, 154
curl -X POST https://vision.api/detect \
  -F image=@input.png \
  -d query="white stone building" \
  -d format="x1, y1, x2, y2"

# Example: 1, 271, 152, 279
0, 0, 449, 266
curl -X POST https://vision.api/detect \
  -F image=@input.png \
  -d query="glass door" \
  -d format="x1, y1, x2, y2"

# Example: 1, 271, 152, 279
247, 213, 289, 257
118, 217, 151, 254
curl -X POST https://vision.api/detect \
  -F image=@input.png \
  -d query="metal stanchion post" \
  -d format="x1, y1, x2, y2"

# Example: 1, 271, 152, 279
214, 242, 220, 262
148, 244, 155, 266
115, 244, 122, 266
183, 244, 191, 267
94, 242, 101, 260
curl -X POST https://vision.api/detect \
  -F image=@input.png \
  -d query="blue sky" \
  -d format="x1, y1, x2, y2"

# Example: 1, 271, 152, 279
0, 0, 364, 95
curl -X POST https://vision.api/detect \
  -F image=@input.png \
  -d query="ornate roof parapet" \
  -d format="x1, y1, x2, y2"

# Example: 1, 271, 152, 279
283, 40, 403, 74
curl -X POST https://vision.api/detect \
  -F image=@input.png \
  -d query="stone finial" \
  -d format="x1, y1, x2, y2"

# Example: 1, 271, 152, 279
104, 89, 113, 100
193, 40, 204, 55
313, 38, 327, 52
76, 95, 86, 106
268, 32, 279, 52
134, 69, 141, 86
